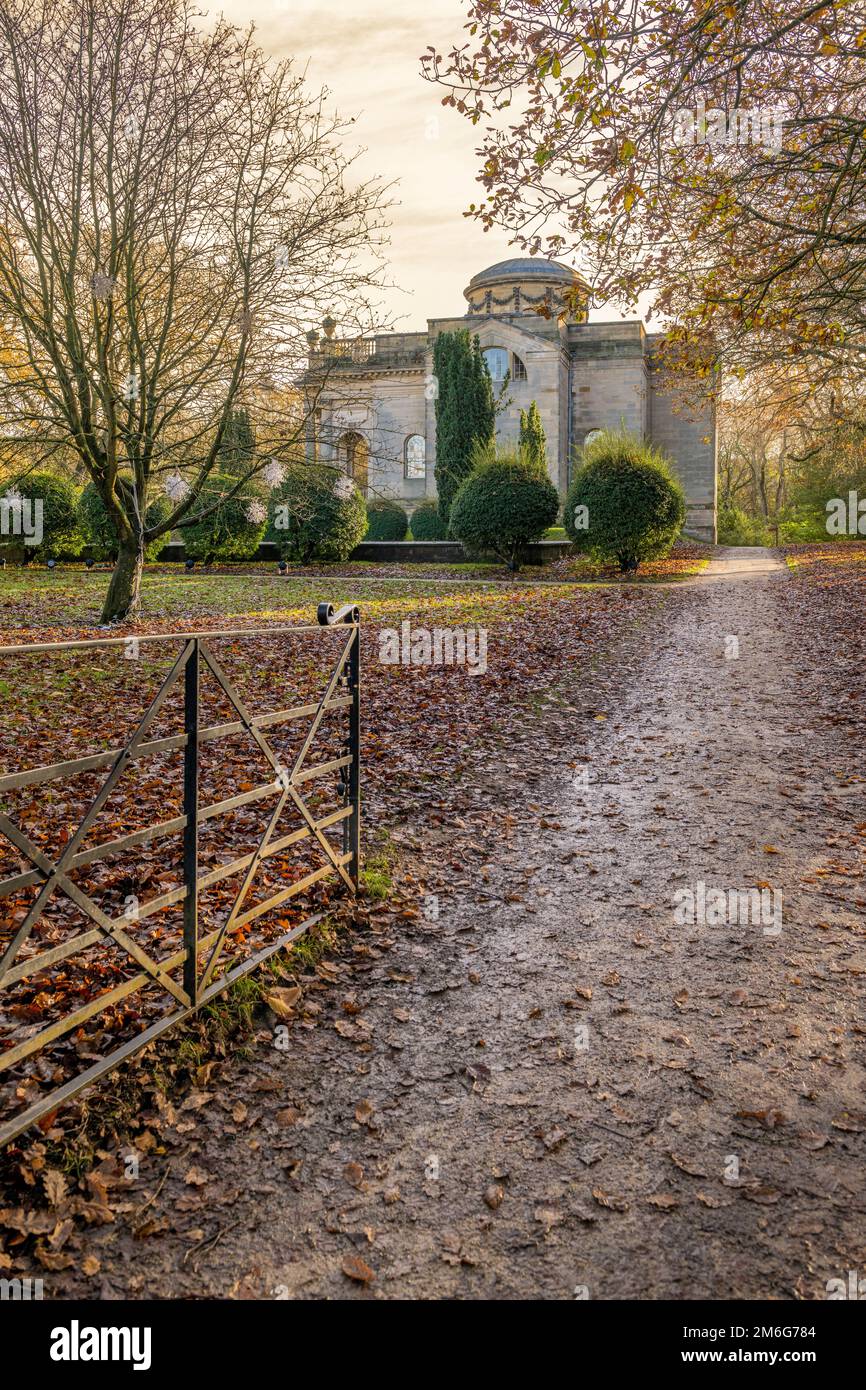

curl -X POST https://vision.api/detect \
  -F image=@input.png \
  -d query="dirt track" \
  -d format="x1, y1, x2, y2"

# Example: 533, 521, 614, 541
44, 549, 866, 1300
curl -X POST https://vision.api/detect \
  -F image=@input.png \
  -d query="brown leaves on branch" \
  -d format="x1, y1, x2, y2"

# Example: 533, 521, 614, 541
423, 1, 866, 386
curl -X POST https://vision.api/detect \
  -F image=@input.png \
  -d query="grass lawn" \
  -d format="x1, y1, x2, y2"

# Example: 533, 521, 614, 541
0, 539, 713, 636
781, 539, 866, 573
0, 565, 626, 640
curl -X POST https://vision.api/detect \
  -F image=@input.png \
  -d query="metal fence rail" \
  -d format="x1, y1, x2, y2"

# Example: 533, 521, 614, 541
0, 602, 361, 1146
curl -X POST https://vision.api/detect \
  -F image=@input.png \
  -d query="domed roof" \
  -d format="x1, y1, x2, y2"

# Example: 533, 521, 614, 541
468, 257, 581, 288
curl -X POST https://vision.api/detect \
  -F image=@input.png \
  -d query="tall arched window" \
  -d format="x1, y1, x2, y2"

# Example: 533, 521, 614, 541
404, 434, 426, 479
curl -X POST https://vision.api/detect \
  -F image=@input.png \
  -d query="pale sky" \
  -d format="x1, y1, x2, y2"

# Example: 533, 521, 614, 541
214, 0, 628, 333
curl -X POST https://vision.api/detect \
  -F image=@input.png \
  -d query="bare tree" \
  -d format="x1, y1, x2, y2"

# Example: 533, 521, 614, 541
0, 0, 391, 619
716, 361, 866, 523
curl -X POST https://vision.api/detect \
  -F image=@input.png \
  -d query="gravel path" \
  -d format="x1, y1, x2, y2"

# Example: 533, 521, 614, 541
48, 548, 865, 1301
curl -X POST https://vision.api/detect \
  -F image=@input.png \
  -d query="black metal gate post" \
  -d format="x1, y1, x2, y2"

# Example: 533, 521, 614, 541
346, 620, 361, 888
182, 637, 200, 1003
319, 602, 361, 890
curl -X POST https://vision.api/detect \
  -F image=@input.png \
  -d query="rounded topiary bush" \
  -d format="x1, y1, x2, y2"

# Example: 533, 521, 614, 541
266, 466, 367, 563
78, 482, 174, 561
449, 453, 560, 571
183, 473, 267, 563
3, 471, 82, 561
365, 497, 408, 541
564, 430, 685, 571
409, 500, 448, 540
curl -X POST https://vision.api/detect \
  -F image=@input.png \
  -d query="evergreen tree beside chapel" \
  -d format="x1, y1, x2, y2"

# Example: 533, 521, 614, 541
519, 400, 547, 476
432, 330, 495, 522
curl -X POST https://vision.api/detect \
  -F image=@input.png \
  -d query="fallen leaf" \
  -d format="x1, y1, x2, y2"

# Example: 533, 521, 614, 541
264, 987, 301, 1020
42, 1169, 67, 1208
34, 1245, 74, 1271
354, 1100, 374, 1126
592, 1188, 629, 1211
341, 1253, 375, 1284
184, 1166, 211, 1187
669, 1153, 708, 1178
735, 1108, 787, 1128
343, 1161, 365, 1190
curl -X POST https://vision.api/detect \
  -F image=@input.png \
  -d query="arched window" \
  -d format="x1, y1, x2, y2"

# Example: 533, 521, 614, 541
404, 434, 426, 479
483, 347, 526, 382
583, 429, 604, 448
482, 346, 509, 381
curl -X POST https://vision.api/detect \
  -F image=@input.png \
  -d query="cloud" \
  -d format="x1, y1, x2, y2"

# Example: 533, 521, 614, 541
198, 1, 622, 326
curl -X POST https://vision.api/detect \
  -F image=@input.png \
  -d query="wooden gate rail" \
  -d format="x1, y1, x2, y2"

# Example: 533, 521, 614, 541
0, 604, 361, 1146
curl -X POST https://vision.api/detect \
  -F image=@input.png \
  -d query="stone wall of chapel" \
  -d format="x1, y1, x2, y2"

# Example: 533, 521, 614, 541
567, 323, 717, 540
310, 318, 717, 535
569, 324, 649, 473
647, 340, 718, 542
317, 371, 429, 504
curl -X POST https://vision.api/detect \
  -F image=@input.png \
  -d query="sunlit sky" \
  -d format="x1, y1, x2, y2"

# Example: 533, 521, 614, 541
214, 0, 635, 332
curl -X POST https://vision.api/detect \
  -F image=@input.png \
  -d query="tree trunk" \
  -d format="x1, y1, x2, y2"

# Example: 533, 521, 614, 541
101, 541, 143, 623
